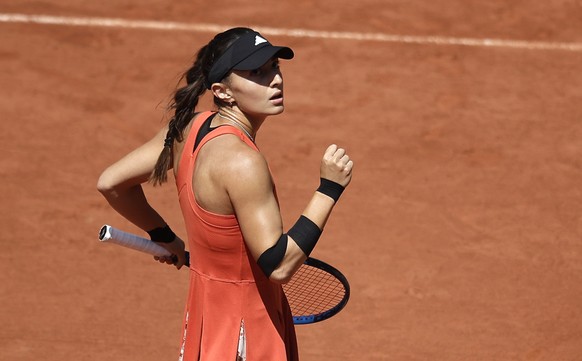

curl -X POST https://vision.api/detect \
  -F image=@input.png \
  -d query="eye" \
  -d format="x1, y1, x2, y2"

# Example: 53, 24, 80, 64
249, 59, 280, 76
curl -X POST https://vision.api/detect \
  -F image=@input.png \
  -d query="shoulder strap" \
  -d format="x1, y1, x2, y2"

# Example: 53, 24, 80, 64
175, 111, 215, 187
194, 125, 259, 157
182, 111, 215, 158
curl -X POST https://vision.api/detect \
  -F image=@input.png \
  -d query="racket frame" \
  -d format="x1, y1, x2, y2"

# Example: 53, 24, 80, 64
287, 257, 351, 324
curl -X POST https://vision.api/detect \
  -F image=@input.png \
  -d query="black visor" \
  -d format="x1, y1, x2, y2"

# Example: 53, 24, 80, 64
206, 31, 294, 89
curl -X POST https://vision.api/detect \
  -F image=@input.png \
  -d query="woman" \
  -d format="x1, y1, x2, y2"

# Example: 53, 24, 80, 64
97, 27, 353, 361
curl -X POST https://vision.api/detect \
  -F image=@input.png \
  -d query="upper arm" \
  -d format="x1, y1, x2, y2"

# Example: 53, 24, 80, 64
222, 146, 284, 261
97, 125, 168, 192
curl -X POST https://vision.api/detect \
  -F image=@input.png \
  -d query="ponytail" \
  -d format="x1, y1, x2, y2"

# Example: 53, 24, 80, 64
149, 51, 208, 185
149, 28, 255, 186
148, 129, 178, 186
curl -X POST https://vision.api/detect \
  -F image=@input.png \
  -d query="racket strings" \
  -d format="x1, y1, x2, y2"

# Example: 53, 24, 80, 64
283, 265, 346, 317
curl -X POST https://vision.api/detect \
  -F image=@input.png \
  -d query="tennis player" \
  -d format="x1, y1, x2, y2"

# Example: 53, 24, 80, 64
97, 27, 353, 361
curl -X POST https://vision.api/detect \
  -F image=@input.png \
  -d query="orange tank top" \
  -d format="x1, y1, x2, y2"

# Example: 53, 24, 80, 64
174, 111, 298, 361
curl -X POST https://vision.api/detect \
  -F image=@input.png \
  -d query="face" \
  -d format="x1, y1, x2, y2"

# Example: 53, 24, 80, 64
225, 58, 285, 120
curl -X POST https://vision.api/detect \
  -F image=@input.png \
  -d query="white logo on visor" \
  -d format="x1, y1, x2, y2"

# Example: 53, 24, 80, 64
255, 35, 267, 46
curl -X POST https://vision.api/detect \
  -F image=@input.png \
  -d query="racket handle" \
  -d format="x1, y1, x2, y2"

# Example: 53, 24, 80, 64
99, 225, 190, 267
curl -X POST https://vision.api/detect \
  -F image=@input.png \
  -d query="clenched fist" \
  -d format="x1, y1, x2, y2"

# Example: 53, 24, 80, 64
320, 144, 353, 188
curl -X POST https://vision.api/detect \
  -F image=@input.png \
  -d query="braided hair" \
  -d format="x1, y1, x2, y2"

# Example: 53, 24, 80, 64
149, 27, 254, 185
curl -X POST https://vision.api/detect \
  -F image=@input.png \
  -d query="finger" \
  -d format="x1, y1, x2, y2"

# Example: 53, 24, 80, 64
172, 254, 184, 268
324, 144, 338, 158
339, 154, 350, 166
344, 160, 354, 172
332, 147, 346, 161
173, 257, 183, 270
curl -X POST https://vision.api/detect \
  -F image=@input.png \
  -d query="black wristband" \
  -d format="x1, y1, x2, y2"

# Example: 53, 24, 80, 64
288, 215, 322, 257
316, 178, 345, 202
147, 225, 176, 243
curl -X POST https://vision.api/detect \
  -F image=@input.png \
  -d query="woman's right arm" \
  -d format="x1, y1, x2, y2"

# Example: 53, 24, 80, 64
96, 126, 187, 268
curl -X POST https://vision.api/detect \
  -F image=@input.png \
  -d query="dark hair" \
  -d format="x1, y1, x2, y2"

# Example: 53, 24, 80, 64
149, 27, 254, 185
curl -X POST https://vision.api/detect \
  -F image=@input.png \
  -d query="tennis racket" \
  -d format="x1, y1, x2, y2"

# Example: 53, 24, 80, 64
98, 224, 350, 324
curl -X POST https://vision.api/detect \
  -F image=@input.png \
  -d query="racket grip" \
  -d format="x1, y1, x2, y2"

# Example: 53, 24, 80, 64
99, 225, 170, 256
99, 225, 190, 267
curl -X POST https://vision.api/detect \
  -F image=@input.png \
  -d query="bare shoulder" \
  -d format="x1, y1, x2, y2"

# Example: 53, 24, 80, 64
200, 134, 271, 196
203, 134, 269, 180
194, 133, 272, 214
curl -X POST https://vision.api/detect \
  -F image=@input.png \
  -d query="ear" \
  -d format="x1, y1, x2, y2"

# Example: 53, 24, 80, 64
211, 83, 234, 103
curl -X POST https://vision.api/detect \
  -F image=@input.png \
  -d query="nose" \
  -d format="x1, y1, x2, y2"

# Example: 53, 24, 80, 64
271, 71, 283, 87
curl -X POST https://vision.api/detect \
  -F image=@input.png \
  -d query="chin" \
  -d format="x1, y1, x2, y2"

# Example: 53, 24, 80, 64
270, 105, 285, 115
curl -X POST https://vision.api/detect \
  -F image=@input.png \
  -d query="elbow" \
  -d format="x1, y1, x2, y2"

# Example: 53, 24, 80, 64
268, 267, 294, 284
96, 174, 111, 195
258, 235, 303, 284
96, 169, 117, 197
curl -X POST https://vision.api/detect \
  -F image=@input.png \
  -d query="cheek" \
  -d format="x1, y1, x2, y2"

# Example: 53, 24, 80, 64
233, 85, 265, 110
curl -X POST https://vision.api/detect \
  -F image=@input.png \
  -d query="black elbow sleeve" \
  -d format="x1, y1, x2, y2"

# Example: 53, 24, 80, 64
257, 234, 288, 277
256, 216, 322, 277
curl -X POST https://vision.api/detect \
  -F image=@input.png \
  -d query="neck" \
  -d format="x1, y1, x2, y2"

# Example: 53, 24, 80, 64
216, 108, 265, 141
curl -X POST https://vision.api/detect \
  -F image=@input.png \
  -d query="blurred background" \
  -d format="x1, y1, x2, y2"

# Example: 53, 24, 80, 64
1, 1, 582, 360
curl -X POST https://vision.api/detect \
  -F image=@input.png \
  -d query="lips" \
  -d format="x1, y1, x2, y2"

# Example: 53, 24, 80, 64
270, 92, 283, 100
269, 91, 284, 106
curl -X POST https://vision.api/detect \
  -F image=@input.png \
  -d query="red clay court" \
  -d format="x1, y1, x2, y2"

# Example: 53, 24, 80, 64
1, 1, 582, 360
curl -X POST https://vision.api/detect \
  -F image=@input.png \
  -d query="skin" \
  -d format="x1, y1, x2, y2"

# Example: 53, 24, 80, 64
97, 57, 354, 283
